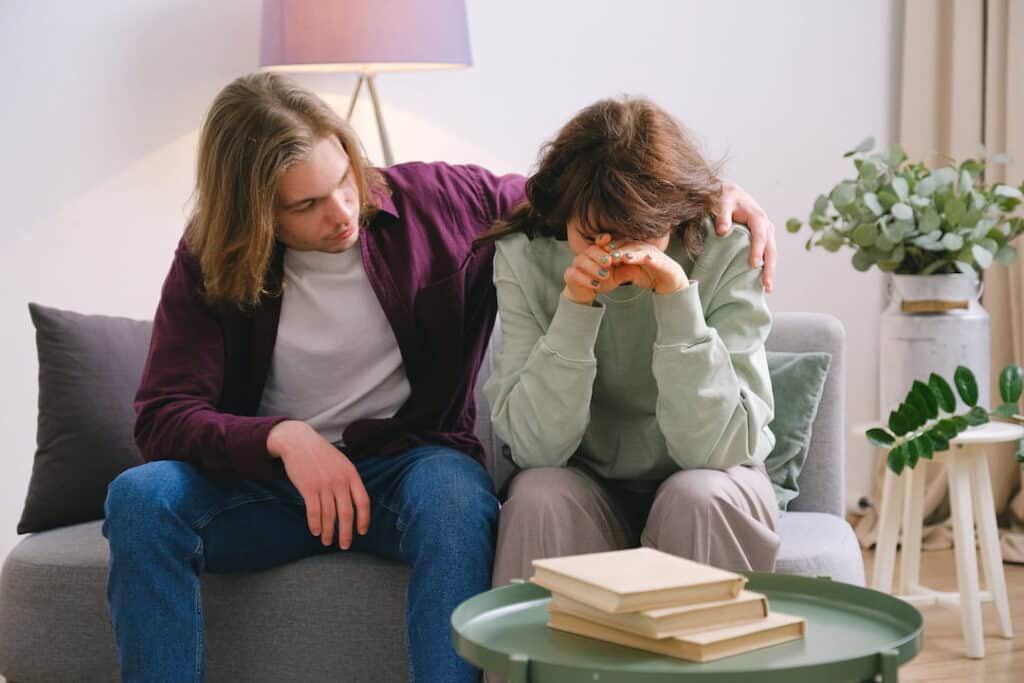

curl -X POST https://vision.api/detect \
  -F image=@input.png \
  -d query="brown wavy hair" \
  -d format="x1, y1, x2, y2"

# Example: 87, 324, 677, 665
475, 96, 721, 254
185, 72, 386, 308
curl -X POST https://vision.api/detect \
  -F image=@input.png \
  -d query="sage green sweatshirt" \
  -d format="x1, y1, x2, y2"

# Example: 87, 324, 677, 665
483, 223, 775, 489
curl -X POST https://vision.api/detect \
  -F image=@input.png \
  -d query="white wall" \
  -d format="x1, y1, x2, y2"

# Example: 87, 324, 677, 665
0, 0, 898, 562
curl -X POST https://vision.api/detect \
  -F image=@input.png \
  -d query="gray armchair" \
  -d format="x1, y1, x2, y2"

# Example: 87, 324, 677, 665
0, 312, 862, 682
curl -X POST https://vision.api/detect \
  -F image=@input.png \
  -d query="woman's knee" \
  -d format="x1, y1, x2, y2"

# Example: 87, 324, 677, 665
501, 468, 594, 521
499, 467, 628, 548
654, 468, 734, 512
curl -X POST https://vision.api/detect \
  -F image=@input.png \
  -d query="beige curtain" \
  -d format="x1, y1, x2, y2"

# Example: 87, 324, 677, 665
854, 0, 1024, 563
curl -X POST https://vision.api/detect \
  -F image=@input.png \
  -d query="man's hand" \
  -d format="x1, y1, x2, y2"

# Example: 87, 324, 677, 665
715, 181, 776, 293
267, 420, 370, 549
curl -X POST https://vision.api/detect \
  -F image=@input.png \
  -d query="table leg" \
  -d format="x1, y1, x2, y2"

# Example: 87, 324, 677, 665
899, 462, 925, 594
874, 648, 899, 682
948, 453, 985, 658
873, 467, 905, 594
507, 653, 530, 683
968, 448, 1014, 639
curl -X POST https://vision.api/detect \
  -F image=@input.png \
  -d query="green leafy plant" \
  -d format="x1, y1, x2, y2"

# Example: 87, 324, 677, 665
867, 364, 1024, 473
787, 139, 1024, 275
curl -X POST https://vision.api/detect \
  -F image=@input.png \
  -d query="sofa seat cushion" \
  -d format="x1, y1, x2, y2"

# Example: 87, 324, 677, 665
0, 521, 412, 683
775, 511, 866, 586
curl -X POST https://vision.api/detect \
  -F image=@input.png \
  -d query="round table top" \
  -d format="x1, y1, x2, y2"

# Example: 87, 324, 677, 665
453, 573, 923, 682
854, 420, 1024, 446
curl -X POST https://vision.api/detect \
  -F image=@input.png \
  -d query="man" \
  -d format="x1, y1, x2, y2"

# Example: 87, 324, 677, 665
102, 72, 777, 682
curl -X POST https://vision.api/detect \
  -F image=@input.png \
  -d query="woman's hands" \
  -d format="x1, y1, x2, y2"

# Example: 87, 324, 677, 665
562, 234, 617, 305
610, 242, 688, 294
562, 234, 688, 305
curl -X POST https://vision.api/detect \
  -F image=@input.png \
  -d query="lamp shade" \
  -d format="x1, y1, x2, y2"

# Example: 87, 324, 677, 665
260, 0, 472, 73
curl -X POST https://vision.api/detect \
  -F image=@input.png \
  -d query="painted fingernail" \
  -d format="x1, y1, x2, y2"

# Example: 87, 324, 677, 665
608, 242, 617, 249
612, 251, 621, 259
600, 255, 609, 264
598, 268, 608, 277
591, 279, 600, 287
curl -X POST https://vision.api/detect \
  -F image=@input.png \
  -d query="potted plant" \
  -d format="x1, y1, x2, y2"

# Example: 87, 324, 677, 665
785, 138, 1024, 275
787, 139, 1024, 419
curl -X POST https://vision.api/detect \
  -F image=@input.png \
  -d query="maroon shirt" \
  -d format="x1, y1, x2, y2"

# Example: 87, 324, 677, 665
134, 162, 526, 481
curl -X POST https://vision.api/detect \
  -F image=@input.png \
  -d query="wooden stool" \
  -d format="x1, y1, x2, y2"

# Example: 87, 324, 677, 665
870, 421, 1022, 658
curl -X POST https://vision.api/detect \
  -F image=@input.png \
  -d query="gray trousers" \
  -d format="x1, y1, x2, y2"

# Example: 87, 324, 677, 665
491, 464, 780, 588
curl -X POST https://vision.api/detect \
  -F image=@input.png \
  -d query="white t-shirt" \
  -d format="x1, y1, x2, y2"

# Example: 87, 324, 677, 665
257, 244, 411, 445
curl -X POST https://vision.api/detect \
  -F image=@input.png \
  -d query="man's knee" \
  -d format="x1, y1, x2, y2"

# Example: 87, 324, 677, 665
404, 449, 499, 528
103, 461, 201, 542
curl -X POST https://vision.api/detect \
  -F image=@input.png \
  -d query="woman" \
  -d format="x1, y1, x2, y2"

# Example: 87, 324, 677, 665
478, 97, 780, 587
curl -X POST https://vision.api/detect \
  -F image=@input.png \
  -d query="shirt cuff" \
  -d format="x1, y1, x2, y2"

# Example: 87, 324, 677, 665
653, 281, 711, 346
543, 295, 605, 361
225, 416, 289, 480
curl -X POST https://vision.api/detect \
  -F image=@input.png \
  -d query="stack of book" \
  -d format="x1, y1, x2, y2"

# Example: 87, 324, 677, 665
531, 547, 806, 662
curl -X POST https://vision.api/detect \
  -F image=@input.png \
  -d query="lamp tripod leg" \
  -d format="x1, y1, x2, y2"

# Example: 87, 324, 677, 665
366, 74, 394, 167
346, 75, 365, 121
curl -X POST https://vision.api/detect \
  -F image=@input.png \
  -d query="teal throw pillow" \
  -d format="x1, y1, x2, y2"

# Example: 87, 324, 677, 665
765, 351, 832, 511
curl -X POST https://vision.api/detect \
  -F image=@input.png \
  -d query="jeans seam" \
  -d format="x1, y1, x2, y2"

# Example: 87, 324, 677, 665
191, 535, 204, 683
191, 494, 280, 531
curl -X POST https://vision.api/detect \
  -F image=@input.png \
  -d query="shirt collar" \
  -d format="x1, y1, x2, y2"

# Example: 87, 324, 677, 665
370, 185, 400, 219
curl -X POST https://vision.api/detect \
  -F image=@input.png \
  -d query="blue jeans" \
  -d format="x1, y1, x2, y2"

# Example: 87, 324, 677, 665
102, 445, 498, 683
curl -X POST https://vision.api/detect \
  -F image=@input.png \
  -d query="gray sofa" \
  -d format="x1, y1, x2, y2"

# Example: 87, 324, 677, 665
0, 312, 863, 682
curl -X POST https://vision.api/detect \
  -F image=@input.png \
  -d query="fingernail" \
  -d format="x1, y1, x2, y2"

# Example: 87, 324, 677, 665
591, 279, 600, 287
600, 255, 609, 264
608, 242, 617, 249
598, 268, 608, 277
612, 251, 621, 259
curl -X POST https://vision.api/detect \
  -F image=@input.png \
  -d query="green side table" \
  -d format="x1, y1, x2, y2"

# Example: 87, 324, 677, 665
453, 573, 922, 682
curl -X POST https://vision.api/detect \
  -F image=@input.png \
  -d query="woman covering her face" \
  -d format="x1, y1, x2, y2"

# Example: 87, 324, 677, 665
476, 97, 780, 586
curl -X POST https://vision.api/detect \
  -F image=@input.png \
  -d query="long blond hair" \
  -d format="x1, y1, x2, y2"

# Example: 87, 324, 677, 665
186, 72, 385, 308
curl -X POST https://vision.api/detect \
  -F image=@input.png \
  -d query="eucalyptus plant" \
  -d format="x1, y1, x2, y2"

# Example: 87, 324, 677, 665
787, 138, 1024, 275
867, 364, 1024, 473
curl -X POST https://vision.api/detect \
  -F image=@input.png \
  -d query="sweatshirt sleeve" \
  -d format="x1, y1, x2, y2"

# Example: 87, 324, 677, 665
650, 251, 775, 470
133, 241, 288, 480
483, 249, 604, 468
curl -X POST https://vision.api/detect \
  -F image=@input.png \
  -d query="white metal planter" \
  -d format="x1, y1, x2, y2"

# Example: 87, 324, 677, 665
879, 274, 990, 419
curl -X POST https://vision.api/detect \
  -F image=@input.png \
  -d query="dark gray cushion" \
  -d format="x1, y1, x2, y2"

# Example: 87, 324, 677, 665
18, 304, 151, 534
765, 351, 832, 511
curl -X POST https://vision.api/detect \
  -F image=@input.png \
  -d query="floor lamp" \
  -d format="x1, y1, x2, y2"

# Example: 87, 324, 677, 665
259, 0, 473, 167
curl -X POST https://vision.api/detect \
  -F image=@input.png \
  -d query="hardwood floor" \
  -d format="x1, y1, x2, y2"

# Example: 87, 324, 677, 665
862, 547, 1024, 682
